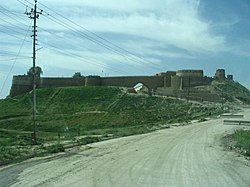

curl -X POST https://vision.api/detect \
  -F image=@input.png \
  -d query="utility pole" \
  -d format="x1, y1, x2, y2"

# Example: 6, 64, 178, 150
187, 76, 190, 102
221, 89, 224, 111
25, 0, 43, 144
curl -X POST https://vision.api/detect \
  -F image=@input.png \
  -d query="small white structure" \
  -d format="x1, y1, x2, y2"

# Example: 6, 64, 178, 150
133, 83, 149, 94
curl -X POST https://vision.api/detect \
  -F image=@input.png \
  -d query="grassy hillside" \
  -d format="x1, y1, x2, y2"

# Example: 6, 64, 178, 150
212, 80, 250, 104
0, 86, 223, 164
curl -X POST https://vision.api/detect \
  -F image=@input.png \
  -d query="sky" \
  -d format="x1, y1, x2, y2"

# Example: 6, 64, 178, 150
0, 0, 250, 98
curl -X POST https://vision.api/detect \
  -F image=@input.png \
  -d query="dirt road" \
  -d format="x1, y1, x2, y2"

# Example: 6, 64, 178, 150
1, 109, 250, 187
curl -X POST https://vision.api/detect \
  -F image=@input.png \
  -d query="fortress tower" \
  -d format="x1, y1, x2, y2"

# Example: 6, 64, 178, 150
215, 69, 226, 80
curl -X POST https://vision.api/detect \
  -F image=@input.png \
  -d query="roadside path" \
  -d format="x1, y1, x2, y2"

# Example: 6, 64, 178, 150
1, 109, 250, 187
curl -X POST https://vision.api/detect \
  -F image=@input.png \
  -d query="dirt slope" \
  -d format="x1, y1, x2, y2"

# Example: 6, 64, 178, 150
1, 109, 250, 187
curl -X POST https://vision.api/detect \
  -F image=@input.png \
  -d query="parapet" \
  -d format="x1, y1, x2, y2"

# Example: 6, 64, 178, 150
155, 71, 176, 77
176, 70, 203, 77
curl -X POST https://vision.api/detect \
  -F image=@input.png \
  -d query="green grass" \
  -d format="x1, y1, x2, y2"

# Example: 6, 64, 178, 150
77, 136, 101, 145
0, 147, 25, 163
0, 86, 224, 165
45, 143, 65, 154
213, 80, 250, 104
233, 130, 250, 156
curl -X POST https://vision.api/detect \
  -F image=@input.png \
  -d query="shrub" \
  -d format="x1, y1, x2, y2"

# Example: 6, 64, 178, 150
0, 147, 22, 163
46, 143, 65, 153
78, 136, 100, 145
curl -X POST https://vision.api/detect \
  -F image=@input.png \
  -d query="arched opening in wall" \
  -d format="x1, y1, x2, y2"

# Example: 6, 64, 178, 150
133, 83, 149, 94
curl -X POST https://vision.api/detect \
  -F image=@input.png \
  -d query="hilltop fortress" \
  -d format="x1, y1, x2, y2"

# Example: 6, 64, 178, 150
10, 69, 233, 102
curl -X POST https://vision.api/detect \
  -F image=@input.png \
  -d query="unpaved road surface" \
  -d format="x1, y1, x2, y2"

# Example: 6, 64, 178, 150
1, 109, 250, 187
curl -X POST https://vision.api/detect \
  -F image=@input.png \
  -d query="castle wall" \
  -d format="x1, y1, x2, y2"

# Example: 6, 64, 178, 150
9, 69, 224, 101
156, 87, 221, 102
10, 76, 33, 97
176, 70, 203, 77
181, 77, 213, 88
10, 76, 86, 97
40, 77, 86, 88
156, 71, 176, 77
164, 76, 172, 87
85, 76, 101, 86
171, 76, 181, 90
10, 75, 167, 96
101, 76, 165, 90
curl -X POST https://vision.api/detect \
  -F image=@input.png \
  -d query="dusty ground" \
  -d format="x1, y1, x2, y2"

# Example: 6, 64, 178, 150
1, 109, 250, 187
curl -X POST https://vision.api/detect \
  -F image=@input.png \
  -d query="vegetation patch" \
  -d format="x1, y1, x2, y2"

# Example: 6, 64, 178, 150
46, 143, 65, 154
222, 130, 250, 157
233, 130, 250, 156
213, 80, 250, 104
0, 86, 227, 165
77, 136, 101, 145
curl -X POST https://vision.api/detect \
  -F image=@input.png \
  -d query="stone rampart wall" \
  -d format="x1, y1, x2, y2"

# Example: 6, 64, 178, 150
181, 77, 213, 88
156, 87, 221, 102
176, 70, 203, 77
101, 76, 165, 90
40, 77, 86, 88
10, 75, 166, 96
10, 76, 33, 97
10, 76, 87, 97
9, 73, 214, 97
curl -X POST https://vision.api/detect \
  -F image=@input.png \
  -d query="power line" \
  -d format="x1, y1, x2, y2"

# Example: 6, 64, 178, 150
0, 29, 31, 43
0, 5, 30, 25
36, 2, 164, 72
0, 19, 30, 34
41, 12, 162, 74
0, 57, 31, 62
14, 1, 129, 75
19, 0, 165, 74
0, 52, 31, 58
16, 0, 33, 9
0, 21, 32, 97
17, 0, 142, 74
40, 42, 129, 75
37, 26, 136, 74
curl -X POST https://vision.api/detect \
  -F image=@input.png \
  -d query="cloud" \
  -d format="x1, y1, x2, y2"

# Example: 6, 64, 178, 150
40, 0, 226, 54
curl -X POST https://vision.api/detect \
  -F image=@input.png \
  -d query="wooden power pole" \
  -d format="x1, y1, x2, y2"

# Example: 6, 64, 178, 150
25, 0, 43, 144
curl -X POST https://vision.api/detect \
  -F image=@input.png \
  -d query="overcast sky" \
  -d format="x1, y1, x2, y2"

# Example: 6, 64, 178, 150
0, 0, 250, 98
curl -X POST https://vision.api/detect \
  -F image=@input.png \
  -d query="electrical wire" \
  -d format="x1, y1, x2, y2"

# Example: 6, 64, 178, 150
0, 21, 32, 97
0, 57, 31, 62
37, 1, 166, 71
0, 5, 30, 25
40, 12, 163, 74
0, 29, 31, 43
16, 0, 33, 10
15, 0, 130, 75
42, 13, 164, 72
37, 27, 139, 75
16, 0, 165, 75
32, 0, 164, 72
39, 42, 129, 75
